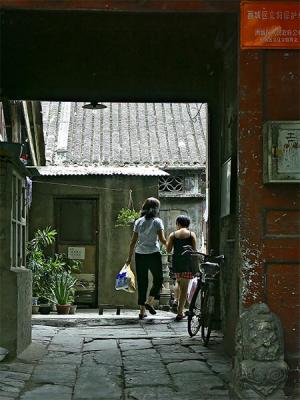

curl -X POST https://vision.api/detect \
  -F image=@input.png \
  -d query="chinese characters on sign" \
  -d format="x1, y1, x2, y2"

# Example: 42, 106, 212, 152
241, 2, 300, 49
277, 130, 300, 174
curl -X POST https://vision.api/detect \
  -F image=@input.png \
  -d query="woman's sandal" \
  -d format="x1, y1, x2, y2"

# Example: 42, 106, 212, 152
145, 303, 156, 315
139, 313, 147, 320
175, 314, 184, 321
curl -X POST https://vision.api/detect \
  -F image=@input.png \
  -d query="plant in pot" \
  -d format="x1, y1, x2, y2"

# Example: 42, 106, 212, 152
48, 272, 77, 315
115, 207, 140, 227
27, 227, 81, 314
68, 292, 77, 315
27, 227, 57, 314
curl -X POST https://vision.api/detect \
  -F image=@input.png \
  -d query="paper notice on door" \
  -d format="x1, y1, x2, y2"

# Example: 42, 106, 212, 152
68, 247, 86, 260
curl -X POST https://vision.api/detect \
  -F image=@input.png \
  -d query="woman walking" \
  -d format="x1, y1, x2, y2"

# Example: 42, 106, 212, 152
166, 215, 197, 321
126, 197, 167, 319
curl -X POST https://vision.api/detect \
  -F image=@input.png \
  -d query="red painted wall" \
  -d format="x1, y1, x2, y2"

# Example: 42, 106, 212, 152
239, 49, 300, 381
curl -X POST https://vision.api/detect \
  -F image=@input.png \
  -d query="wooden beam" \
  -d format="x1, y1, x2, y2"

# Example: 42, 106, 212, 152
0, 0, 239, 13
22, 101, 38, 166
31, 101, 46, 166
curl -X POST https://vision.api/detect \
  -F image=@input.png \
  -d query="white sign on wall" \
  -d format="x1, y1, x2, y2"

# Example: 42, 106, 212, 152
68, 247, 85, 260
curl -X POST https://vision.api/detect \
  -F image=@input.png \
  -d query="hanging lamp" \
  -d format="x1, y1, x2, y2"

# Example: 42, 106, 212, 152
82, 101, 107, 110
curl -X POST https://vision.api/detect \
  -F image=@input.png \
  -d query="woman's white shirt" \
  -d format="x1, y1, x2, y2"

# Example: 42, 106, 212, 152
133, 216, 164, 254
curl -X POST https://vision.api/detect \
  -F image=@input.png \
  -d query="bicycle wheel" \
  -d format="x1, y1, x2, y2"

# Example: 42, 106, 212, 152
187, 285, 202, 337
201, 295, 214, 346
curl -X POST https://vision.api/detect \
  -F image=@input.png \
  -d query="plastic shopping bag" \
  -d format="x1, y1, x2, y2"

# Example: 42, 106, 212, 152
115, 264, 136, 293
187, 277, 198, 304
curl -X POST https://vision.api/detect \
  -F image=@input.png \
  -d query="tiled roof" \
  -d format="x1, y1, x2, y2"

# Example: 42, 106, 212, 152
34, 165, 169, 176
41, 102, 207, 169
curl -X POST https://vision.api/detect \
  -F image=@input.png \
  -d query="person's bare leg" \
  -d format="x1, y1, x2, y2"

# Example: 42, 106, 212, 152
178, 278, 189, 316
140, 305, 146, 314
174, 281, 180, 305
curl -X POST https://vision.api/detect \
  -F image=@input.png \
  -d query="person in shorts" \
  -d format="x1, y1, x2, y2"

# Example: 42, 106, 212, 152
166, 215, 197, 321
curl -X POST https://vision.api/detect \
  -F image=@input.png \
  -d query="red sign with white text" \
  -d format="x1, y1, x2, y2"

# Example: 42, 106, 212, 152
241, 1, 300, 49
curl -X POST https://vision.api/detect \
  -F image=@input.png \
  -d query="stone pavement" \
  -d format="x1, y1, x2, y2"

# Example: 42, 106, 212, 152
0, 311, 232, 400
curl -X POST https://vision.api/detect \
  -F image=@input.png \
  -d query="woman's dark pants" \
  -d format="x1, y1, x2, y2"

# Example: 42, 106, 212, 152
135, 252, 163, 306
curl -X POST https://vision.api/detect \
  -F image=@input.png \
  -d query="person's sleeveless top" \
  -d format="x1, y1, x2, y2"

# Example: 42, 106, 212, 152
172, 232, 193, 273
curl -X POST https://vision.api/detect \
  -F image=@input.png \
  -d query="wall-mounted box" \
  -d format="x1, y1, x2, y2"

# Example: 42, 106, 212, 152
263, 121, 300, 183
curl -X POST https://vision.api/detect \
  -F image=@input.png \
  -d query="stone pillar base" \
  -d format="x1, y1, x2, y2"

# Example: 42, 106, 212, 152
230, 303, 288, 400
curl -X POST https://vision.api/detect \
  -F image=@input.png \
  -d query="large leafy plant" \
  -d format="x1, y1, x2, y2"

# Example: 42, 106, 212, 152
27, 227, 81, 299
47, 272, 77, 305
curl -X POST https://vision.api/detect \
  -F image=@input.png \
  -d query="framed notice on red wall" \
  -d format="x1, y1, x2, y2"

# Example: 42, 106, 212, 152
241, 1, 300, 49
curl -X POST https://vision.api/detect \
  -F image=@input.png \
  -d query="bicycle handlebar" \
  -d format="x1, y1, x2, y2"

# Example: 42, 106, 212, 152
181, 245, 224, 263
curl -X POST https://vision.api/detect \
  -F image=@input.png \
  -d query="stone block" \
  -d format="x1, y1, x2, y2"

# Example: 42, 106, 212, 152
0, 269, 31, 358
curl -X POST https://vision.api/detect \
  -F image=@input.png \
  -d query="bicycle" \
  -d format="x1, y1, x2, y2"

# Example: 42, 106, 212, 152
182, 246, 224, 346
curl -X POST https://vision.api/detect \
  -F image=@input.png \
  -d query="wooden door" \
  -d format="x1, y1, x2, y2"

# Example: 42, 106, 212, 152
55, 198, 98, 307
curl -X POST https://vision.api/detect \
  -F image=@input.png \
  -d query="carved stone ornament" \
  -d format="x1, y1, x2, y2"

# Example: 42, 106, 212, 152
231, 303, 288, 399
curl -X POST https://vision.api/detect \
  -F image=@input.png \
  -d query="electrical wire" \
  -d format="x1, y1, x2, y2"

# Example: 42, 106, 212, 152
32, 180, 158, 192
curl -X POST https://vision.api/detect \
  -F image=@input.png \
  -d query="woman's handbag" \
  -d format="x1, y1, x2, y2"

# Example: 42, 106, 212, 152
115, 264, 136, 293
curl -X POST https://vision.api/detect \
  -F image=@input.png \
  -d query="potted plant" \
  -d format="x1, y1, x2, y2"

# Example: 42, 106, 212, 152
48, 272, 77, 315
27, 227, 81, 314
38, 297, 52, 315
27, 227, 57, 314
115, 207, 140, 227
68, 300, 77, 315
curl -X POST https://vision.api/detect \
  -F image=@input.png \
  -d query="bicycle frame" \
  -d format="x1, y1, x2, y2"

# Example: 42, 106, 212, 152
185, 247, 224, 344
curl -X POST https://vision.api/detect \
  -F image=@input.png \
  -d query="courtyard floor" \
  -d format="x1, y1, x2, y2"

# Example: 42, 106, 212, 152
0, 310, 232, 400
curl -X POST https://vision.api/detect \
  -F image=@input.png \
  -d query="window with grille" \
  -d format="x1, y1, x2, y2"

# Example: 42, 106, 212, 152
159, 176, 184, 193
11, 173, 26, 268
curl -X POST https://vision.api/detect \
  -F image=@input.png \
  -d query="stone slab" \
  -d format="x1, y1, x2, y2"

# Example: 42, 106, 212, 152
160, 352, 206, 363
119, 339, 153, 351
0, 384, 20, 395
0, 392, 19, 399
167, 360, 212, 374
20, 384, 72, 400
124, 386, 176, 400
0, 378, 24, 389
151, 338, 178, 346
39, 351, 82, 365
0, 363, 33, 375
83, 339, 118, 351
94, 350, 122, 367
154, 344, 191, 353
31, 363, 77, 386
73, 365, 122, 400
0, 371, 30, 381
122, 348, 158, 358
123, 359, 165, 372
125, 370, 171, 387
